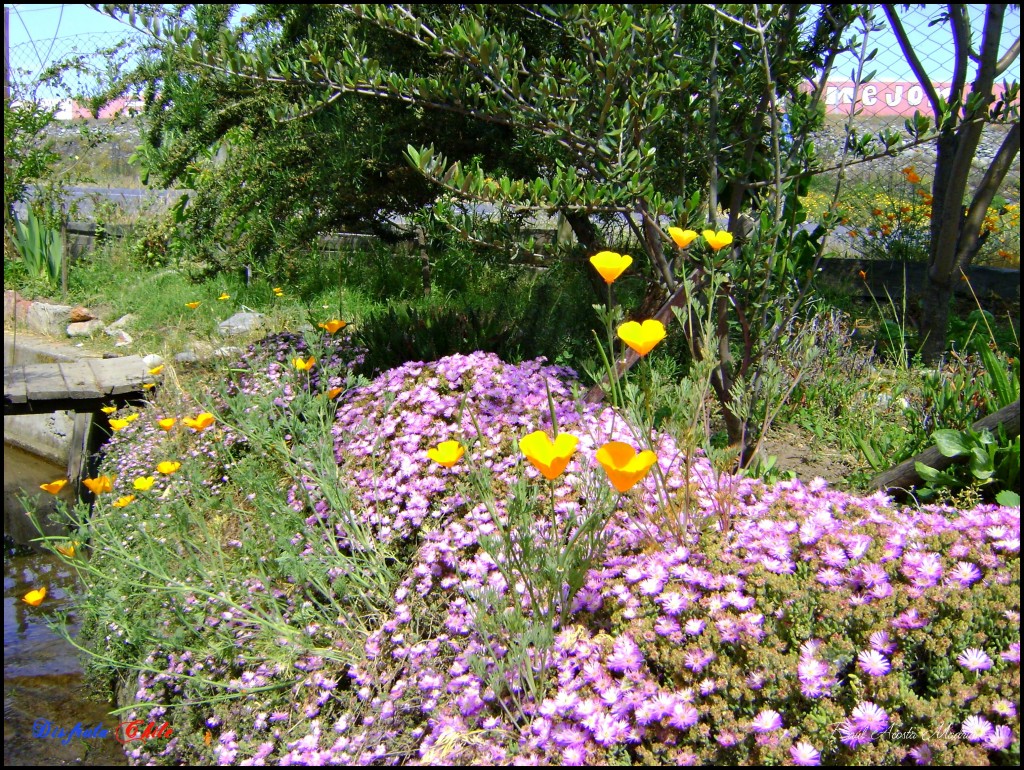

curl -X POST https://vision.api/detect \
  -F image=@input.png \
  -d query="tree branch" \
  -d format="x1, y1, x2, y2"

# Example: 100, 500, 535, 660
882, 5, 943, 120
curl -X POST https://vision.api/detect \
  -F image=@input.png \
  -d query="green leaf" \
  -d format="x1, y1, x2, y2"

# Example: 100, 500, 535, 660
995, 490, 1020, 507
933, 429, 969, 457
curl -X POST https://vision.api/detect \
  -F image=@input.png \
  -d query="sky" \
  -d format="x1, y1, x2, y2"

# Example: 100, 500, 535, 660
4, 3, 1020, 99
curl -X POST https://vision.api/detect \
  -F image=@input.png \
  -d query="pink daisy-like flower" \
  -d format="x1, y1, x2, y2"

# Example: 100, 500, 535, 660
667, 702, 699, 730
991, 699, 1016, 718
857, 649, 891, 676
984, 725, 1014, 751
947, 561, 982, 586
851, 701, 888, 733
961, 715, 994, 743
957, 648, 993, 672
790, 741, 821, 765
838, 721, 873, 748
907, 744, 932, 765
683, 619, 705, 636
893, 608, 929, 629
750, 709, 783, 732
606, 635, 644, 673
869, 630, 897, 654
1000, 642, 1019, 664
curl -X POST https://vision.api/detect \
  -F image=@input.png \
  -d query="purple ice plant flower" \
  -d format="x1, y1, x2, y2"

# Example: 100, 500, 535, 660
850, 701, 888, 733
957, 648, 994, 672
790, 740, 821, 765
960, 715, 994, 743
606, 635, 644, 673
857, 649, 891, 676
985, 725, 1014, 751
750, 709, 783, 732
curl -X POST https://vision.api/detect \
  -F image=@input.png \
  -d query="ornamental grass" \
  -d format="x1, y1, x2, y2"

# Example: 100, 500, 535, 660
48, 321, 1019, 767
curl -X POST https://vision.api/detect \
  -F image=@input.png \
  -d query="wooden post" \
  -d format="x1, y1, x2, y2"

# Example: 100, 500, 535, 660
418, 226, 431, 297
870, 400, 1020, 494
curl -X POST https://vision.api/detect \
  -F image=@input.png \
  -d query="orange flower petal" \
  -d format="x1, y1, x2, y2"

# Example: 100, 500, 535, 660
318, 320, 347, 334
589, 251, 633, 284
83, 476, 114, 495
702, 229, 734, 251
668, 227, 699, 249
22, 587, 47, 606
427, 440, 465, 469
617, 320, 667, 357
518, 431, 579, 480
40, 479, 68, 495
596, 442, 659, 493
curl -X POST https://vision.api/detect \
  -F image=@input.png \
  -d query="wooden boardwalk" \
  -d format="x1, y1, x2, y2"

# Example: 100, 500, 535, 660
4, 355, 155, 416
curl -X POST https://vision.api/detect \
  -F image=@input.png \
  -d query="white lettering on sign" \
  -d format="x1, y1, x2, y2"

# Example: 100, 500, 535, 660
907, 84, 924, 106
862, 84, 878, 106
885, 85, 904, 107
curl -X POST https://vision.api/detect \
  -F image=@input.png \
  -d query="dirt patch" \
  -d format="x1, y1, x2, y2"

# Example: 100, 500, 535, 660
760, 424, 860, 488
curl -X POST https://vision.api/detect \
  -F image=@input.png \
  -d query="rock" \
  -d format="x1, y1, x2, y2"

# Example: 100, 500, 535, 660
67, 319, 106, 337
218, 311, 265, 336
175, 350, 199, 364
213, 346, 243, 359
109, 329, 134, 347
106, 314, 137, 331
142, 354, 164, 368
69, 306, 96, 323
25, 302, 73, 337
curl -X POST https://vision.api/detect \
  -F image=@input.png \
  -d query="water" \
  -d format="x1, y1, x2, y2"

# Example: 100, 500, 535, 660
4, 342, 128, 765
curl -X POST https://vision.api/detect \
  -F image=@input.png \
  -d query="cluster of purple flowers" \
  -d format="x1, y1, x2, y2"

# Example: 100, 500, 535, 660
91, 344, 1020, 766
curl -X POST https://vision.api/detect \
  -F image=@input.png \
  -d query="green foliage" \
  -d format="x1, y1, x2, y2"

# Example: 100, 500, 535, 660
353, 303, 517, 377
11, 205, 63, 286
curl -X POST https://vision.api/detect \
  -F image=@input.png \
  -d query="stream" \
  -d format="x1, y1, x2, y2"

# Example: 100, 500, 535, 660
4, 341, 129, 765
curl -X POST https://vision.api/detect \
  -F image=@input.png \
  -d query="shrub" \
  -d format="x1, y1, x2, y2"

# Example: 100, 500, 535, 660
60, 336, 1019, 766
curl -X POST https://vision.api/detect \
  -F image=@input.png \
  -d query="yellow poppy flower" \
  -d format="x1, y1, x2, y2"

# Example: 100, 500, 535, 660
100, 405, 117, 415
112, 494, 136, 508
617, 319, 667, 357
125, 414, 139, 423
143, 383, 156, 390
134, 476, 156, 491
185, 301, 201, 309
596, 442, 659, 493
668, 227, 699, 249
273, 287, 284, 296
326, 387, 344, 400
148, 365, 164, 376
22, 587, 47, 607
293, 356, 316, 371
588, 251, 633, 284
40, 479, 68, 495
318, 320, 347, 334
55, 541, 78, 558
702, 230, 734, 251
156, 461, 181, 475
83, 476, 114, 495
157, 417, 176, 431
183, 412, 216, 431
518, 431, 579, 481
109, 418, 132, 431
218, 293, 230, 300
427, 440, 465, 469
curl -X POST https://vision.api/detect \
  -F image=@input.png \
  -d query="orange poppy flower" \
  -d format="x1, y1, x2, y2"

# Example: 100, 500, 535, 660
589, 251, 633, 284
617, 320, 667, 357
668, 228, 700, 250
83, 476, 114, 495
157, 418, 176, 431
293, 356, 316, 371
22, 587, 47, 606
702, 230, 734, 251
596, 442, 659, 492
318, 320, 347, 334
427, 440, 465, 469
40, 479, 68, 495
183, 413, 216, 431
518, 431, 579, 480
112, 495, 136, 508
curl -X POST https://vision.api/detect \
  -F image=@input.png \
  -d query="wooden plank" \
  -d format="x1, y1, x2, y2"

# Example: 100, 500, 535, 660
88, 357, 147, 395
21, 363, 68, 401
3, 365, 29, 404
58, 361, 101, 399
67, 411, 93, 488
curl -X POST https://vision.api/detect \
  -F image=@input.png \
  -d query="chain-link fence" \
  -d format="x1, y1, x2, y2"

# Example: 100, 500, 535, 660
805, 5, 1020, 268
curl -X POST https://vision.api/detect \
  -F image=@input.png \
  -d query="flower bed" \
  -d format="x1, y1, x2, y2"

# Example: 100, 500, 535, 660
75, 334, 1019, 766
